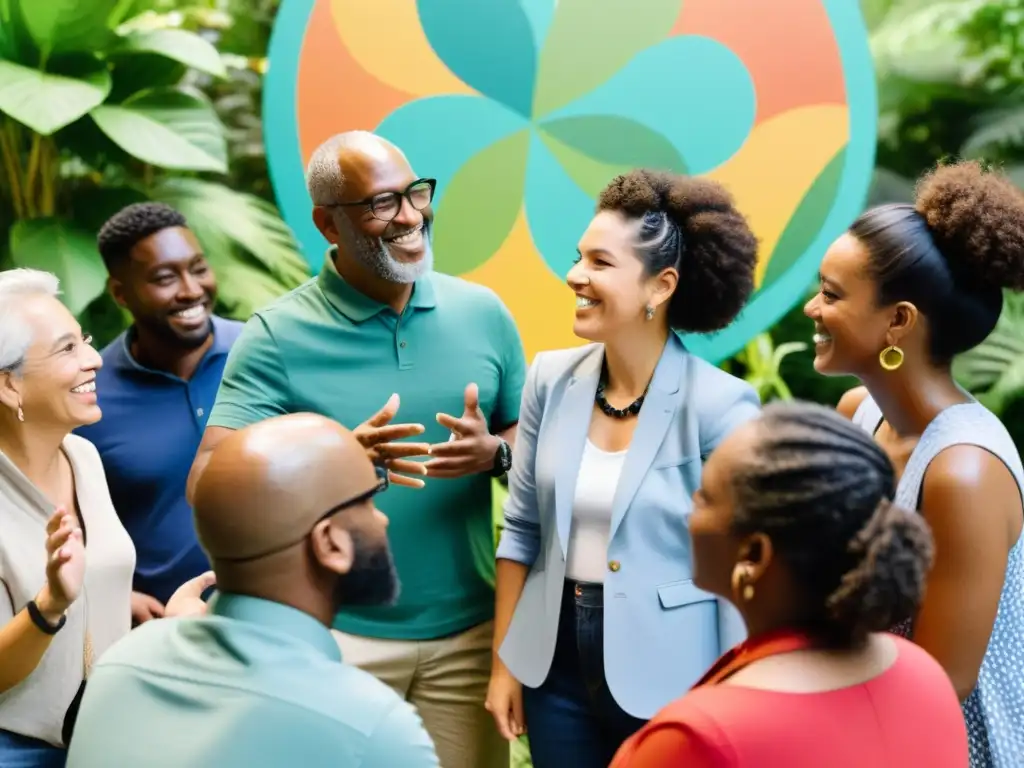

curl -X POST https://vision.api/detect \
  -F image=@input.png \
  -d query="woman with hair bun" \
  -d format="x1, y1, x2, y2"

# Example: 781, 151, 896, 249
487, 170, 762, 766
806, 161, 1024, 766
610, 402, 968, 767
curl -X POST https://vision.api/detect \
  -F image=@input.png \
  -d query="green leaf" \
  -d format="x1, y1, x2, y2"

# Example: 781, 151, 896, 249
8, 218, 107, 316
432, 131, 529, 275
18, 0, 113, 56
0, 57, 111, 135
153, 178, 310, 289
532, 0, 679, 117
539, 115, 686, 174
961, 106, 1024, 157
112, 29, 227, 79
90, 86, 227, 172
954, 293, 1024, 415
760, 148, 847, 290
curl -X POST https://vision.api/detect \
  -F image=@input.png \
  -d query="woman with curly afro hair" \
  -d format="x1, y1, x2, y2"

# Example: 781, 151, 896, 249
488, 169, 761, 767
806, 160, 1024, 766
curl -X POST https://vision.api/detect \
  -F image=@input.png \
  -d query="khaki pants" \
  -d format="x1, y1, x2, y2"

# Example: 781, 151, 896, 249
333, 620, 508, 768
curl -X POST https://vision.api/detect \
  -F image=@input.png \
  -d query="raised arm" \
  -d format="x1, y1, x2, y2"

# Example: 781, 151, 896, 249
0, 510, 84, 693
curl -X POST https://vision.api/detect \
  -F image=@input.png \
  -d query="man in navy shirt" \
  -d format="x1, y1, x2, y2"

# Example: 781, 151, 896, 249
76, 202, 243, 624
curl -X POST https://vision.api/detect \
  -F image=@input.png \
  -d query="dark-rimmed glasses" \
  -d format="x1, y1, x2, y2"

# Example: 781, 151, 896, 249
219, 463, 390, 563
331, 178, 436, 222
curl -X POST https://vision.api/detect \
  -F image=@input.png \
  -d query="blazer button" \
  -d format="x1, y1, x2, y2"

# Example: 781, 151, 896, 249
608, 560, 621, 572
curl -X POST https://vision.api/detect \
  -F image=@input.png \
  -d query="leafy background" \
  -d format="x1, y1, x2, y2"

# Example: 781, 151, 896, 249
7, 1, 1024, 765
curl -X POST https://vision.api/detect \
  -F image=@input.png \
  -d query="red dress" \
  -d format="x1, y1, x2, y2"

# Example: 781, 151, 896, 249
611, 631, 968, 767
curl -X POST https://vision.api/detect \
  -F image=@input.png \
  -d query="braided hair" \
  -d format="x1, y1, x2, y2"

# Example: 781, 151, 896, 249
732, 401, 934, 647
596, 169, 758, 333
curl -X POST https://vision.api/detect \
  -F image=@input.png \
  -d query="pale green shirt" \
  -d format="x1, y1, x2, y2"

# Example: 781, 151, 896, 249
65, 593, 439, 767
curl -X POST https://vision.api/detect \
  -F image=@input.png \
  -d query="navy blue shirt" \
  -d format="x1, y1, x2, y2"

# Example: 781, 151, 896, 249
75, 317, 243, 604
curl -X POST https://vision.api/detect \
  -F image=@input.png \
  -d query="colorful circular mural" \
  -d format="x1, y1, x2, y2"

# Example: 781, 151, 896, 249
264, 0, 876, 363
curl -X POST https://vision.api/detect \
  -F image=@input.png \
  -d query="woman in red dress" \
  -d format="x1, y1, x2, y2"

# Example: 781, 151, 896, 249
611, 401, 968, 767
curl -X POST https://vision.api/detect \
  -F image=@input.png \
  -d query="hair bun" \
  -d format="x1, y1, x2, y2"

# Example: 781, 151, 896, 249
825, 498, 934, 641
915, 161, 1024, 291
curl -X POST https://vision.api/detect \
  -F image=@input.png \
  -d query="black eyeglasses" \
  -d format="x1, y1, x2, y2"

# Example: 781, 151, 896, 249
218, 464, 390, 563
332, 178, 436, 222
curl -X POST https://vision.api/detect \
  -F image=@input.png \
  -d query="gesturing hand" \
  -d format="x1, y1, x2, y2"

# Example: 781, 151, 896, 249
165, 571, 217, 619
39, 507, 85, 617
354, 394, 431, 488
425, 383, 499, 479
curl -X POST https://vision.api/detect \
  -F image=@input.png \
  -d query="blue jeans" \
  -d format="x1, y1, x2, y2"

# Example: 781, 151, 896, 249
0, 729, 66, 768
523, 580, 647, 768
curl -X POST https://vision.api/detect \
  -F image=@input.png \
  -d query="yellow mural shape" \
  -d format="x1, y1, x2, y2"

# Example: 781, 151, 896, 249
328, 0, 476, 98
462, 211, 583, 362
706, 104, 850, 286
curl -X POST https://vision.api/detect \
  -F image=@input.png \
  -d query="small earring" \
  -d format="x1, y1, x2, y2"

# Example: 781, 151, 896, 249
879, 345, 904, 371
644, 304, 655, 321
16, 405, 24, 422
730, 564, 755, 603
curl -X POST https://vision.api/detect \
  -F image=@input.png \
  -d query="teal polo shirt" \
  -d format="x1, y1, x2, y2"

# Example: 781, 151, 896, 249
206, 256, 526, 639
65, 594, 439, 767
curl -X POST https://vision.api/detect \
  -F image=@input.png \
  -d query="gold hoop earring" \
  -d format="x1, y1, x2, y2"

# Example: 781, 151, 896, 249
879, 345, 904, 371
644, 304, 655, 321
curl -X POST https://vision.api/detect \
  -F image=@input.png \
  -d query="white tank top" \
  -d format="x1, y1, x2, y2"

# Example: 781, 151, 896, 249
565, 440, 626, 584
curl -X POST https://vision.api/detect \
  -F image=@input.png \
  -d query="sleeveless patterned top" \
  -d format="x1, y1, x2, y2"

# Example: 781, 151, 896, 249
852, 396, 1024, 768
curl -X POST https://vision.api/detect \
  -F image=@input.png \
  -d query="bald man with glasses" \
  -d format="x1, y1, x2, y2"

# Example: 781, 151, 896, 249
67, 413, 440, 768
186, 131, 525, 767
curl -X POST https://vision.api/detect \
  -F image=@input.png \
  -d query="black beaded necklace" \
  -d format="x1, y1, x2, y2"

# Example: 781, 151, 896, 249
595, 365, 649, 419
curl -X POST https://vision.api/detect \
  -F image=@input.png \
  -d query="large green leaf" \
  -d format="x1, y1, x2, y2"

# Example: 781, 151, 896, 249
954, 292, 1024, 416
8, 218, 108, 316
90, 86, 227, 172
153, 178, 310, 289
0, 57, 111, 135
17, 0, 113, 56
112, 29, 227, 79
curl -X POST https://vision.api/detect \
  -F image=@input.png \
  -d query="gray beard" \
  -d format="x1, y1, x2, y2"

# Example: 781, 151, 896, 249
341, 219, 433, 284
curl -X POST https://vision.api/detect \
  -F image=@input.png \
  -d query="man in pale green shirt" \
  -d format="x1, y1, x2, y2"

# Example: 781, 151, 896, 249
66, 414, 439, 767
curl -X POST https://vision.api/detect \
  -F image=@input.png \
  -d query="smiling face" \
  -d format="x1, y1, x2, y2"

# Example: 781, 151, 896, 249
109, 226, 217, 349
803, 233, 899, 377
0, 295, 103, 429
316, 142, 435, 284
567, 210, 676, 342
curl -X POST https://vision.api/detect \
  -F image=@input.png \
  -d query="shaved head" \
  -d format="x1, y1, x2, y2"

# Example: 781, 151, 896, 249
194, 413, 398, 615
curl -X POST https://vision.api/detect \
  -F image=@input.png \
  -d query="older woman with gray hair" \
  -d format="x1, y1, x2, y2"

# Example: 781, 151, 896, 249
0, 268, 136, 766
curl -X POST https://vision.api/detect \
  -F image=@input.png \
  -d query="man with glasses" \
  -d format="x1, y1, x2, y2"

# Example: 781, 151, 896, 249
187, 131, 526, 767
68, 413, 440, 767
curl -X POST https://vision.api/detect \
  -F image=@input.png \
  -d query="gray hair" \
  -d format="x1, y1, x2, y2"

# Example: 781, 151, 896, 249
305, 130, 405, 207
0, 269, 61, 374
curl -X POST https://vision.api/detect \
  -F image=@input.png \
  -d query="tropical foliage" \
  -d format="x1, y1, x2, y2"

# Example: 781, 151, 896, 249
0, 0, 308, 347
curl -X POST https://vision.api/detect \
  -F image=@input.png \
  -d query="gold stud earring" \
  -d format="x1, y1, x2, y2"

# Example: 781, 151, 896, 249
645, 304, 655, 321
879, 345, 904, 371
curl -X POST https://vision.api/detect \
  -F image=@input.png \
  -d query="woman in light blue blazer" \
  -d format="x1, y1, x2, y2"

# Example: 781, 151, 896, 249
487, 170, 762, 767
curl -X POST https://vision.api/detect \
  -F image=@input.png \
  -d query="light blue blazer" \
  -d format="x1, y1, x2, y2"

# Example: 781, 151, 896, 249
495, 335, 762, 719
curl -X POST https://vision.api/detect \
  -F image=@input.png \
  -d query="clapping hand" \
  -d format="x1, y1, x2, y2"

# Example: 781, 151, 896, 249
425, 383, 499, 479
37, 507, 85, 619
354, 394, 431, 488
